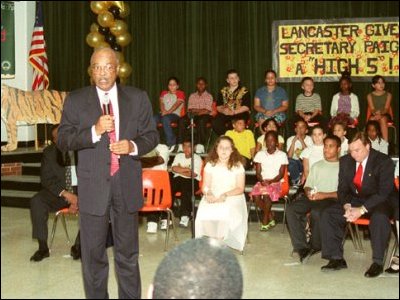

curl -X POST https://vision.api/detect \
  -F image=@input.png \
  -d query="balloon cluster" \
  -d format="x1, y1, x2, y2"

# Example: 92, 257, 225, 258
87, 1, 132, 83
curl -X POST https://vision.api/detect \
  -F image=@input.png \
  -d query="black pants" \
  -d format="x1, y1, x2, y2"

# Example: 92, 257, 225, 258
178, 114, 212, 145
172, 176, 199, 218
30, 188, 79, 246
286, 193, 336, 252
320, 200, 392, 264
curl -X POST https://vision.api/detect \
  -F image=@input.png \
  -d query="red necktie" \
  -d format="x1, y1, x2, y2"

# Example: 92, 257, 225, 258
353, 163, 363, 193
104, 94, 119, 176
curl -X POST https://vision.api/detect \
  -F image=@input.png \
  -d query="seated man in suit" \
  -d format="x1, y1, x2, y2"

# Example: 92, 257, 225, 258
30, 124, 80, 261
320, 132, 397, 277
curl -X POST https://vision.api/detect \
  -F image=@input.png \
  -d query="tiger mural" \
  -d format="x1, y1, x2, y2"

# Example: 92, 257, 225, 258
1, 84, 68, 151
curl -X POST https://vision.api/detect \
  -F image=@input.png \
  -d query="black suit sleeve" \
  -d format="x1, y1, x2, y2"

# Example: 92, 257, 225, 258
364, 156, 395, 211
338, 156, 353, 206
134, 90, 159, 156
40, 146, 65, 198
57, 94, 95, 152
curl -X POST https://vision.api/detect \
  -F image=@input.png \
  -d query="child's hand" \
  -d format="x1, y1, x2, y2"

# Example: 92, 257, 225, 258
205, 193, 217, 203
262, 179, 270, 186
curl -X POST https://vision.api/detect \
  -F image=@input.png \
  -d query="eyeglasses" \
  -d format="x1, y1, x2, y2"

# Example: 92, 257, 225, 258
91, 64, 116, 73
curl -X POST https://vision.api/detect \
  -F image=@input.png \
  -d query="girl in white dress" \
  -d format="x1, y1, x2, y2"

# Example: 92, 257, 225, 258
195, 136, 248, 251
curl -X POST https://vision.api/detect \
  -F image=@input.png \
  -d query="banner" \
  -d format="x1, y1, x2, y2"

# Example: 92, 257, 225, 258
272, 18, 399, 82
1, 1, 15, 79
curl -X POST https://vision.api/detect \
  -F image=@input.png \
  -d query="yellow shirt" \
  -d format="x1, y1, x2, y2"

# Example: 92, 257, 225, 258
225, 129, 256, 159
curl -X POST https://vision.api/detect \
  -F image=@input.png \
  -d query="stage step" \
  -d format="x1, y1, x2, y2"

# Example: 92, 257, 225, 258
1, 148, 43, 208
21, 162, 41, 176
1, 175, 41, 191
1, 189, 37, 208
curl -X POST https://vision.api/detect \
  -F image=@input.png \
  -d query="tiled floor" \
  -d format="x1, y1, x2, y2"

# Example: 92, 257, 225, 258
1, 207, 398, 299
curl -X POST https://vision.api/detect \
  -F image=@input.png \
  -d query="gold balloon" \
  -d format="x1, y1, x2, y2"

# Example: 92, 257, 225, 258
97, 11, 114, 28
116, 32, 132, 47
112, 1, 130, 18
94, 41, 111, 49
115, 51, 125, 64
118, 62, 132, 78
110, 19, 127, 36
90, 22, 99, 33
86, 31, 105, 48
90, 1, 111, 15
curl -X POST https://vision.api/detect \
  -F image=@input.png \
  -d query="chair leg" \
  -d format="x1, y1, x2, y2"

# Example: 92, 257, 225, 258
164, 209, 178, 251
60, 214, 72, 244
354, 224, 365, 252
346, 223, 358, 250
49, 214, 59, 251
281, 196, 288, 234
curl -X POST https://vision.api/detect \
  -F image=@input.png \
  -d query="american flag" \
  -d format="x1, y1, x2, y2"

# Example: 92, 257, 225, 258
28, 1, 49, 90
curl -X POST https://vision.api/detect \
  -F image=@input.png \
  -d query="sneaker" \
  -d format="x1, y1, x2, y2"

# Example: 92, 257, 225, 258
179, 216, 190, 228
195, 144, 205, 154
146, 222, 158, 234
160, 219, 172, 230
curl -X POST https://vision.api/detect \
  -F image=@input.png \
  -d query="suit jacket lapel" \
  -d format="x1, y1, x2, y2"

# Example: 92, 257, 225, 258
117, 85, 129, 139
87, 86, 103, 121
361, 150, 375, 189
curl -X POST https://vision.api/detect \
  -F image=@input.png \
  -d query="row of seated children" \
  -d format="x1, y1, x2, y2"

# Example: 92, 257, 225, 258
154, 70, 394, 156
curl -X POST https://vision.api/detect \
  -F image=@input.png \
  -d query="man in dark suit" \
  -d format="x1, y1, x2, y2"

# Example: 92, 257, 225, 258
320, 132, 397, 277
57, 48, 158, 299
30, 124, 80, 262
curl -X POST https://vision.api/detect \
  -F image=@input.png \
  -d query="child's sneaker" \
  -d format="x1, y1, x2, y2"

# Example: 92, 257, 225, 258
179, 216, 190, 228
160, 219, 172, 230
146, 222, 158, 234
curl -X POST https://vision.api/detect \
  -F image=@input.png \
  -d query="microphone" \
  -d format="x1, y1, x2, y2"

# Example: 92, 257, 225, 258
103, 94, 110, 115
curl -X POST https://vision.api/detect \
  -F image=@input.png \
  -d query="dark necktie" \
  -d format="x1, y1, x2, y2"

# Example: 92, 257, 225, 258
353, 163, 363, 193
64, 151, 73, 193
104, 93, 119, 176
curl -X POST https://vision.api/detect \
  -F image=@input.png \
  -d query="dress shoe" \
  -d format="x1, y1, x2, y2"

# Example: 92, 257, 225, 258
321, 259, 347, 271
364, 263, 383, 278
70, 245, 81, 260
30, 249, 49, 262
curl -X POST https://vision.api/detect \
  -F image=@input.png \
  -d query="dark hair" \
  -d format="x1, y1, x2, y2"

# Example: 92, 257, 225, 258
232, 116, 246, 124
261, 118, 280, 131
226, 69, 239, 78
152, 238, 243, 299
324, 134, 341, 148
301, 77, 313, 85
339, 70, 352, 87
371, 75, 385, 85
294, 118, 308, 129
196, 77, 207, 84
350, 131, 371, 146
264, 69, 277, 78
310, 125, 325, 135
207, 136, 245, 170
365, 120, 383, 142
167, 76, 180, 86
332, 120, 347, 131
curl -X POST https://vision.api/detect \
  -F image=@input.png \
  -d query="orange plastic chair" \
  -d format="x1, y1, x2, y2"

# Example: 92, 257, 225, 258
141, 169, 178, 251
49, 207, 76, 251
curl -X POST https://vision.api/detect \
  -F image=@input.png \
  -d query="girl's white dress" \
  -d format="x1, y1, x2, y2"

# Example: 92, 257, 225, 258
195, 162, 248, 251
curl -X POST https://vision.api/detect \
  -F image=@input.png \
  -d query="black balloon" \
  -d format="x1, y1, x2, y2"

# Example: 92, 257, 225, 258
98, 26, 110, 35
109, 5, 121, 18
105, 33, 116, 44
111, 43, 122, 52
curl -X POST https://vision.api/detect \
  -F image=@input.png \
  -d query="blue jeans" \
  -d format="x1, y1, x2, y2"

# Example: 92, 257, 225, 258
154, 113, 180, 147
288, 158, 303, 183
